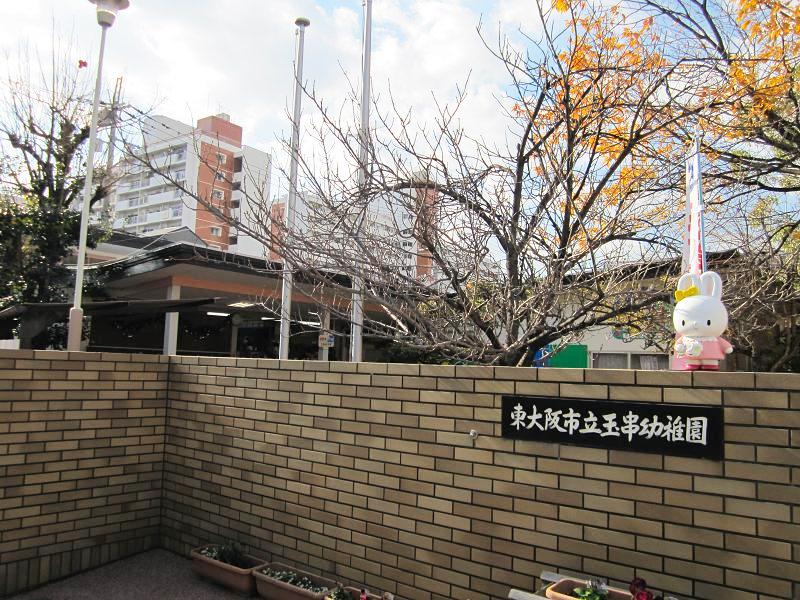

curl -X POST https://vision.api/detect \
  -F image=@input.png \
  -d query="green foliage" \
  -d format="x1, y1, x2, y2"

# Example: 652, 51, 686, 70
572, 581, 608, 600
0, 44, 112, 315
198, 541, 249, 569
260, 567, 329, 593
0, 196, 107, 307
328, 586, 352, 600
572, 585, 608, 600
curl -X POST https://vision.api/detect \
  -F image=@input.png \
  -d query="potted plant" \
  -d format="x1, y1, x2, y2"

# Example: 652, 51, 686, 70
326, 587, 352, 600
629, 577, 673, 600
191, 541, 267, 596
253, 562, 336, 600
546, 577, 675, 600
545, 578, 632, 600
325, 585, 383, 600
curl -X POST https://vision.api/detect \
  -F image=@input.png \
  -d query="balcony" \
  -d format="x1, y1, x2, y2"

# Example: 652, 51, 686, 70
147, 150, 187, 170
145, 209, 182, 224
144, 190, 180, 207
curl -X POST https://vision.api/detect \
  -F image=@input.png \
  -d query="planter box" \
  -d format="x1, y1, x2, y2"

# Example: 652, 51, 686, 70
191, 545, 267, 596
325, 587, 382, 600
545, 579, 632, 600
254, 562, 336, 600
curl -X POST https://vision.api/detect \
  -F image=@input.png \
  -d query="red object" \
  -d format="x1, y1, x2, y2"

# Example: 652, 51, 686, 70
78, 60, 88, 69
545, 578, 632, 600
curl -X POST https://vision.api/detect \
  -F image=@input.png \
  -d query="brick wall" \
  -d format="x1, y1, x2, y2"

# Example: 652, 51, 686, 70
1, 350, 799, 599
162, 357, 800, 600
0, 350, 167, 597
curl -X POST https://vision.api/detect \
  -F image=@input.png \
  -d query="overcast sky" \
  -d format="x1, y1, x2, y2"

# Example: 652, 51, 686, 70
2, 0, 534, 194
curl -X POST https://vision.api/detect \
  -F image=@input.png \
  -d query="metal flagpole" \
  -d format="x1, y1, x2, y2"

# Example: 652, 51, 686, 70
279, 17, 310, 360
350, 0, 373, 363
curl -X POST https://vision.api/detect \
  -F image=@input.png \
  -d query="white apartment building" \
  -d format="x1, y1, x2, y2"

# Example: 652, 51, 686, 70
111, 113, 271, 256
269, 185, 436, 282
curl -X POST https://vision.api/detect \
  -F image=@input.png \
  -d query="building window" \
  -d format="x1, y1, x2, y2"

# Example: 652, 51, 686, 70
212, 189, 224, 201
592, 353, 628, 369
215, 171, 226, 181
173, 169, 185, 180
210, 226, 222, 237
216, 152, 227, 164
631, 354, 669, 370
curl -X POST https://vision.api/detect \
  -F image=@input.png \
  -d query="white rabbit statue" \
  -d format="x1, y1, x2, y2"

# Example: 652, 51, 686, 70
672, 271, 733, 371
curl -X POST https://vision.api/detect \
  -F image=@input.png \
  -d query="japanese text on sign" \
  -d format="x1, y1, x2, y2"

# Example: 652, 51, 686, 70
509, 404, 708, 445
501, 396, 723, 460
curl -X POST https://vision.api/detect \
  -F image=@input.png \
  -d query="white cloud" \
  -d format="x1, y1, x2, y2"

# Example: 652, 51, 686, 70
1, 0, 542, 193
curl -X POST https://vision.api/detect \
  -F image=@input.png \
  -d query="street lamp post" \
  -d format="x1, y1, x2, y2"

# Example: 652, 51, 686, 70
66, 0, 129, 352
278, 17, 311, 360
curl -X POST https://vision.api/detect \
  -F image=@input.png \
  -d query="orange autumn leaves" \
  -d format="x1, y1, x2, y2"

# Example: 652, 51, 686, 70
730, 0, 800, 131
518, 0, 675, 256
523, 0, 798, 256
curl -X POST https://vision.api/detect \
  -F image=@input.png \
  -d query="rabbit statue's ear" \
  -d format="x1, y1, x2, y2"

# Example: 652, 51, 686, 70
700, 271, 723, 299
677, 273, 700, 291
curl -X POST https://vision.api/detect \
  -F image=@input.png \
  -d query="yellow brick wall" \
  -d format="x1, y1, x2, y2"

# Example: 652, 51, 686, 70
0, 350, 167, 596
162, 357, 800, 600
2, 350, 799, 599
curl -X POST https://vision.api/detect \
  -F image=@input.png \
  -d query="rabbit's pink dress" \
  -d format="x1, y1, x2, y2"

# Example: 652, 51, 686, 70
676, 334, 733, 364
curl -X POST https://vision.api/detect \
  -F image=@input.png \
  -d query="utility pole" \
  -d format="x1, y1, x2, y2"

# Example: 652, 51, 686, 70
350, 0, 373, 363
278, 17, 310, 360
101, 76, 123, 220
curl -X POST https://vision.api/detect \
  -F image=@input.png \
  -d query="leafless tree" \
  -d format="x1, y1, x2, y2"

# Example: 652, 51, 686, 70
129, 1, 745, 365
0, 37, 134, 310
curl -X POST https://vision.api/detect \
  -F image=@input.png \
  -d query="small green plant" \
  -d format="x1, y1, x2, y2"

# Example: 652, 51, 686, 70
261, 567, 329, 594
199, 541, 249, 569
328, 586, 351, 600
573, 579, 609, 600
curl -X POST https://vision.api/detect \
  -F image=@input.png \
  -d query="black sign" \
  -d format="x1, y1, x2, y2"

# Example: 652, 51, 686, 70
501, 395, 724, 460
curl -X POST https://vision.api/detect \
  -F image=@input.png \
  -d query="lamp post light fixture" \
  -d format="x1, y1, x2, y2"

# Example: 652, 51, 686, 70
278, 17, 311, 360
66, 0, 129, 351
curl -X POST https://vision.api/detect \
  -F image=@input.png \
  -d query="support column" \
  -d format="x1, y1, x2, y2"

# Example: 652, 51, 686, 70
230, 315, 240, 357
318, 308, 331, 361
163, 283, 180, 355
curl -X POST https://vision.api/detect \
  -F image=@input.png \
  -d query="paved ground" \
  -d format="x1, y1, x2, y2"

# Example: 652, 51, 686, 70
9, 549, 248, 600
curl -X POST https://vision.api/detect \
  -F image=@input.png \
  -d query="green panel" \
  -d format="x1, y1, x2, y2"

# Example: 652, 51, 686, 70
549, 343, 588, 368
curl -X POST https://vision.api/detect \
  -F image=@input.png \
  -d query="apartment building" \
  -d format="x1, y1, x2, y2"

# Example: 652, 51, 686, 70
268, 184, 436, 282
111, 113, 271, 256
